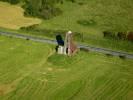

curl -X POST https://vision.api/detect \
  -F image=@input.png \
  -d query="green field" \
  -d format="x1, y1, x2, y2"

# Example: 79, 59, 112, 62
0, 0, 133, 53
0, 0, 133, 100
36, 0, 133, 52
0, 36, 133, 100
20, 0, 133, 53
38, 0, 133, 33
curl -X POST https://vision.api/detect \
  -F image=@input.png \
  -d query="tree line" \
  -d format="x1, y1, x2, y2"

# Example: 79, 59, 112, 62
0, 0, 76, 19
23, 0, 63, 19
0, 0, 20, 4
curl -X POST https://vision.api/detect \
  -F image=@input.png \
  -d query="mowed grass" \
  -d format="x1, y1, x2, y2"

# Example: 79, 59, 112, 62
0, 36, 133, 100
0, 2, 41, 30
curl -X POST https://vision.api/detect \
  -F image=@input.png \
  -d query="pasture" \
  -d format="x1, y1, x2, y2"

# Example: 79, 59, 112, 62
18, 0, 133, 53
39, 0, 133, 34
0, 2, 41, 30
0, 0, 133, 53
0, 36, 133, 100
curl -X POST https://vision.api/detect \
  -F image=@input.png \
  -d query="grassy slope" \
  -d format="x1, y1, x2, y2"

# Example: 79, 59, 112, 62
21, 0, 133, 53
39, 0, 133, 33
0, 36, 133, 100
37, 0, 133, 52
0, 0, 133, 53
39, 1, 101, 36
0, 2, 41, 30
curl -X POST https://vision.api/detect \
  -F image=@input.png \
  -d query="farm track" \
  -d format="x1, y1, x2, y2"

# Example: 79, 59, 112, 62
0, 31, 133, 59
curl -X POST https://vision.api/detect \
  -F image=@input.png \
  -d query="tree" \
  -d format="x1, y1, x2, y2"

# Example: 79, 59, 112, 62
23, 0, 63, 19
0, 0, 20, 4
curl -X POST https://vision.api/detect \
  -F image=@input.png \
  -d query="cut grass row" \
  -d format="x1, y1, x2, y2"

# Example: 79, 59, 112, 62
0, 36, 133, 100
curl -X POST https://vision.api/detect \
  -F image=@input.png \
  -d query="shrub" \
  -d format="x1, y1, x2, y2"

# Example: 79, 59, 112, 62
20, 26, 26, 30
78, 2, 84, 5
26, 38, 30, 40
10, 0, 20, 4
119, 55, 126, 59
66, 0, 76, 3
103, 31, 133, 42
0, 0, 20, 4
23, 0, 63, 19
106, 53, 113, 57
127, 32, 133, 42
77, 19, 96, 27
117, 32, 126, 40
103, 31, 114, 38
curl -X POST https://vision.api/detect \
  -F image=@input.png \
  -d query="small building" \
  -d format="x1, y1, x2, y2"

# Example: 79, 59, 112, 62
56, 31, 78, 56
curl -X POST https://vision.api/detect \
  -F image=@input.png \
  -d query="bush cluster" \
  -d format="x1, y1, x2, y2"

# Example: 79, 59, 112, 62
0, 0, 20, 4
23, 0, 63, 19
103, 31, 133, 41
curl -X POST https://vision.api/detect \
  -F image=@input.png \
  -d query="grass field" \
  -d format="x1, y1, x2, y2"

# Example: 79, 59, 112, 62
38, 0, 133, 34
0, 2, 41, 30
0, 0, 133, 53
0, 36, 133, 100
19, 0, 133, 53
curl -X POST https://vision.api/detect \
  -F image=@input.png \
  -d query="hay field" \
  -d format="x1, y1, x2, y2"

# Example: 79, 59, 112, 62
0, 2, 41, 30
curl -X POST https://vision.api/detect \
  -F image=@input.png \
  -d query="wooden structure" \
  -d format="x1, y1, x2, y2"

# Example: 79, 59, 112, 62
64, 31, 78, 56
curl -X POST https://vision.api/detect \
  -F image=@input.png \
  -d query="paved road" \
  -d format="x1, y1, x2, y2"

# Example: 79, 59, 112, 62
0, 31, 133, 59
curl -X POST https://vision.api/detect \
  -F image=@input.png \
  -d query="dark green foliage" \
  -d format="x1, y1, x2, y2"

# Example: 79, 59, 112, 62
103, 31, 133, 41
66, 0, 75, 3
105, 53, 113, 57
0, 0, 77, 19
117, 32, 126, 40
103, 31, 126, 40
26, 38, 30, 40
0, 0, 64, 19
119, 55, 126, 59
0, 0, 20, 4
23, 0, 63, 19
77, 2, 84, 6
103, 31, 116, 39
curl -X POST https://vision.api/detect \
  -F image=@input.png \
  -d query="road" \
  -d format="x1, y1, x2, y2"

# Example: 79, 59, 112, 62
0, 31, 133, 59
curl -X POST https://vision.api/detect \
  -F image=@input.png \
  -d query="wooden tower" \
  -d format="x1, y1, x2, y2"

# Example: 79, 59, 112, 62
64, 31, 78, 56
